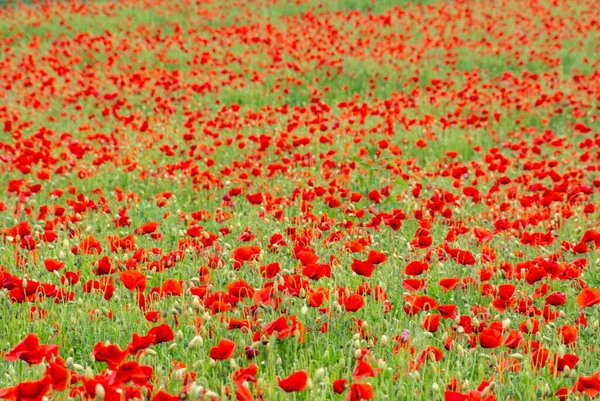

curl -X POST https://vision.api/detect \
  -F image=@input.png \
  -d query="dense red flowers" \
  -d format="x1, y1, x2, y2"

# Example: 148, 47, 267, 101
0, 0, 599, 399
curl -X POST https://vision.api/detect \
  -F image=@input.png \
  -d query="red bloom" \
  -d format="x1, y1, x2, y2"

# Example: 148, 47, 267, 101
114, 361, 153, 385
531, 347, 549, 369
135, 221, 158, 235
403, 278, 426, 291
231, 363, 258, 382
554, 353, 579, 372
127, 333, 156, 354
403, 294, 438, 315
277, 370, 308, 392
0, 376, 51, 401
351, 259, 375, 277
439, 277, 459, 291
235, 382, 253, 401
497, 284, 516, 300
422, 314, 441, 332
344, 294, 365, 312
210, 339, 236, 360
72, 235, 102, 255
347, 382, 374, 400
4, 334, 58, 365
151, 390, 180, 401
147, 324, 174, 344
545, 291, 567, 306
352, 359, 380, 380
46, 358, 70, 391
576, 287, 600, 308
333, 379, 348, 394
160, 279, 183, 297
43, 259, 64, 272
246, 193, 264, 205
575, 372, 600, 397
232, 246, 261, 268
367, 250, 386, 265
503, 330, 524, 349
558, 324, 578, 346
367, 190, 381, 203
92, 341, 129, 369
119, 270, 147, 292
478, 327, 502, 348
404, 260, 428, 276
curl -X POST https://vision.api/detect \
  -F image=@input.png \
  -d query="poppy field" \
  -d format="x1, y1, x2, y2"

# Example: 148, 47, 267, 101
1, 0, 600, 399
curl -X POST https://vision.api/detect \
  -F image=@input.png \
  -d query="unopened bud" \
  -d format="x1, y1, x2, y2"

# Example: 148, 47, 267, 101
188, 335, 203, 349
95, 384, 105, 401
314, 367, 326, 382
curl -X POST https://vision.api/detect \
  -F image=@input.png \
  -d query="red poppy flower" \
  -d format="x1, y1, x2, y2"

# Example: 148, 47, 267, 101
114, 361, 153, 385
347, 382, 374, 400
403, 294, 438, 315
351, 259, 375, 277
151, 390, 180, 401
277, 370, 308, 392
576, 287, 600, 308
0, 376, 51, 401
575, 372, 600, 397
531, 347, 549, 369
46, 358, 70, 391
160, 279, 183, 297
92, 341, 129, 369
404, 260, 428, 276
210, 339, 236, 360
246, 193, 263, 205
333, 378, 348, 394
497, 284, 516, 300
352, 359, 380, 380
545, 291, 567, 306
43, 259, 64, 272
367, 250, 387, 264
4, 334, 58, 365
232, 246, 261, 268
72, 235, 102, 255
231, 363, 258, 382
344, 294, 365, 312
558, 324, 577, 346
422, 314, 441, 332
119, 270, 147, 292
147, 324, 174, 344
403, 278, 426, 291
478, 327, 502, 348
554, 353, 579, 372
135, 221, 158, 235
227, 280, 255, 298
503, 330, 524, 349
127, 333, 156, 354
439, 277, 459, 291
235, 383, 253, 401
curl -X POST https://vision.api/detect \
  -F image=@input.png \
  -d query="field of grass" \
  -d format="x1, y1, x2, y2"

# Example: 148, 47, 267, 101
1, 0, 600, 400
